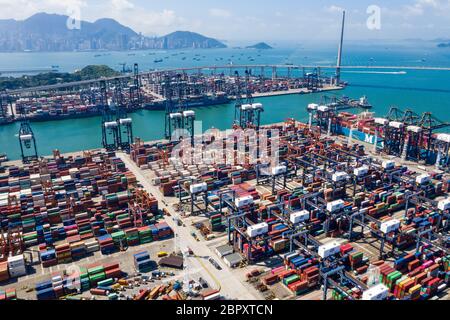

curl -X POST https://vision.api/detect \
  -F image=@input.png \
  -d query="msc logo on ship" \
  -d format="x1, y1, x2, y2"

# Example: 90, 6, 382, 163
364, 134, 375, 144
363, 133, 384, 148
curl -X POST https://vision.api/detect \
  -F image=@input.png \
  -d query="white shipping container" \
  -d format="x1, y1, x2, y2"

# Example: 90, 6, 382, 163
438, 199, 450, 211
362, 284, 389, 300
436, 133, 450, 143
327, 199, 345, 213
290, 210, 310, 224
7, 254, 25, 267
318, 241, 341, 259
332, 171, 348, 182
235, 195, 254, 208
374, 118, 389, 126
389, 121, 404, 129
8, 268, 27, 278
246, 222, 269, 238
190, 182, 208, 194
382, 160, 395, 170
407, 125, 422, 133
416, 174, 430, 185
271, 165, 287, 176
354, 166, 369, 177
380, 219, 401, 234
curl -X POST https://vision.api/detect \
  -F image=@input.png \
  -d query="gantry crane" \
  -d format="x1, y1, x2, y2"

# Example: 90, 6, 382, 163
18, 104, 38, 163
101, 80, 120, 151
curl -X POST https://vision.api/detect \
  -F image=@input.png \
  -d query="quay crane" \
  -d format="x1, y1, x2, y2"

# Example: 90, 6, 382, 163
233, 70, 264, 130
128, 63, 142, 109
101, 80, 120, 151
100, 78, 135, 152
308, 95, 373, 136
17, 105, 38, 163
164, 73, 196, 144
114, 78, 134, 152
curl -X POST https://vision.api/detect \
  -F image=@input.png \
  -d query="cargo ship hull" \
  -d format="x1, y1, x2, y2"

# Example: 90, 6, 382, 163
145, 95, 230, 111
337, 122, 440, 164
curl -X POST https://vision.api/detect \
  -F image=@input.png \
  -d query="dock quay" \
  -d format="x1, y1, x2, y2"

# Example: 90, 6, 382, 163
0, 64, 342, 124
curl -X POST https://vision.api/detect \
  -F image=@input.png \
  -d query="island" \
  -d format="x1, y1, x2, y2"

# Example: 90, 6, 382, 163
0, 65, 120, 91
246, 42, 273, 50
437, 42, 450, 48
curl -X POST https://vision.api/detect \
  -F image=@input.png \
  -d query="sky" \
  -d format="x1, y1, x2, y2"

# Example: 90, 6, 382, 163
0, 0, 449, 42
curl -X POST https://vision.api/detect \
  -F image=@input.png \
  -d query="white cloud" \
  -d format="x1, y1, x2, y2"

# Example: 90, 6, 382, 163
392, 0, 450, 18
111, 0, 134, 11
0, 0, 87, 19
105, 7, 187, 35
209, 8, 231, 18
325, 5, 345, 13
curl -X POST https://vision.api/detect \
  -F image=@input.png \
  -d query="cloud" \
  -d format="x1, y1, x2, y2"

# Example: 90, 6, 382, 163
0, 0, 87, 19
209, 8, 231, 18
325, 5, 345, 13
106, 8, 186, 35
392, 0, 449, 18
111, 0, 134, 11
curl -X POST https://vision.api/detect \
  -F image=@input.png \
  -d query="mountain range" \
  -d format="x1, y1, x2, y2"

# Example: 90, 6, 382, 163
0, 13, 227, 52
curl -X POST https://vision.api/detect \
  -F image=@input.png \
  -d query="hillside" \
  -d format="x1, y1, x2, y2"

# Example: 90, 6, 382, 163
156, 31, 226, 49
0, 65, 120, 90
0, 13, 226, 51
246, 42, 273, 50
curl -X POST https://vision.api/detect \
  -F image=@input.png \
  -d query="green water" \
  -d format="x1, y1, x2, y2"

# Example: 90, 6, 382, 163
0, 94, 324, 160
2, 42, 450, 160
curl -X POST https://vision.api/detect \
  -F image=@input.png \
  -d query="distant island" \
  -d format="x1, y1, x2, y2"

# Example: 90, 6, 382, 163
437, 42, 450, 48
0, 65, 120, 90
0, 13, 227, 52
246, 42, 273, 50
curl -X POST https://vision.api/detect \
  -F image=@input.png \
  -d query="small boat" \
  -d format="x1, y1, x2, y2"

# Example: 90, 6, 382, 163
154, 59, 163, 63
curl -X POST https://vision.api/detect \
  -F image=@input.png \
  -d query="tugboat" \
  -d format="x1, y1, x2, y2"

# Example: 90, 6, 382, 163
356, 96, 372, 109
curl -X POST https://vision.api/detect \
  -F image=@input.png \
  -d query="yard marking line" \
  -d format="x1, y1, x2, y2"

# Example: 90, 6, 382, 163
195, 256, 222, 292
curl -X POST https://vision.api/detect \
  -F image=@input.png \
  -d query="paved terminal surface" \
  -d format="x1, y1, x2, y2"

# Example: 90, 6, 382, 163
1, 125, 449, 300
0, 237, 175, 299
116, 152, 259, 300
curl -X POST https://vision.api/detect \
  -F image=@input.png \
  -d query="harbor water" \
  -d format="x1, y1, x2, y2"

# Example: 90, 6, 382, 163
1, 41, 450, 160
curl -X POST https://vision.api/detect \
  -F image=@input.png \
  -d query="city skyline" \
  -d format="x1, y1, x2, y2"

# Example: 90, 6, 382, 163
0, 0, 449, 42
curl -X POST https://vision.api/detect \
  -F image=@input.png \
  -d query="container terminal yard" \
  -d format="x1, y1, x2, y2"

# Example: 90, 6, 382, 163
0, 63, 341, 125
0, 13, 449, 303
0, 75, 450, 300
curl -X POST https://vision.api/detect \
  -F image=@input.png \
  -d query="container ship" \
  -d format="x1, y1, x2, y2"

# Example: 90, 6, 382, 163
145, 93, 230, 110
307, 96, 450, 166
